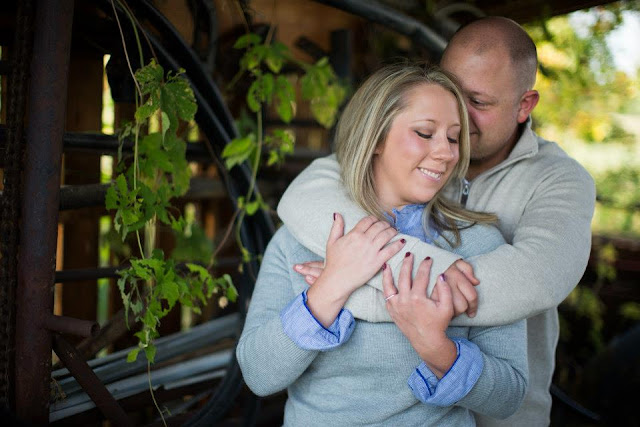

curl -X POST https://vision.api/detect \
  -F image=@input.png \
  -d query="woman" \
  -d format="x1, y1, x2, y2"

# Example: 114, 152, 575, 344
236, 64, 527, 426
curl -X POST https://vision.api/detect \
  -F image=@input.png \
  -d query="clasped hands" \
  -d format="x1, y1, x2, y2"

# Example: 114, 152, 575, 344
299, 213, 474, 376
295, 214, 481, 319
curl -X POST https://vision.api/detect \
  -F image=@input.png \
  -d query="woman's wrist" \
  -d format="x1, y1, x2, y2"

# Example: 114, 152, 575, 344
305, 273, 352, 328
416, 335, 457, 379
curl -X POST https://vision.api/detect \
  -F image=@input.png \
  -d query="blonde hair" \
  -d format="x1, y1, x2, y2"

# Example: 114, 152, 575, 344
335, 63, 497, 247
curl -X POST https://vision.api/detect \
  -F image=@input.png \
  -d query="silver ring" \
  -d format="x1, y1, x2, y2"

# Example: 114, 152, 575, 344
384, 293, 397, 301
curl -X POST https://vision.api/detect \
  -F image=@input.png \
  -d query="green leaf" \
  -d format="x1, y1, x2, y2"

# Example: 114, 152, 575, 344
135, 99, 158, 122
127, 348, 140, 363
222, 135, 257, 169
246, 200, 260, 215
234, 33, 261, 49
237, 196, 245, 209
264, 42, 288, 73
223, 275, 238, 302
275, 75, 295, 123
158, 277, 180, 308
135, 60, 164, 95
164, 78, 197, 123
160, 111, 170, 144
241, 45, 267, 71
144, 343, 157, 364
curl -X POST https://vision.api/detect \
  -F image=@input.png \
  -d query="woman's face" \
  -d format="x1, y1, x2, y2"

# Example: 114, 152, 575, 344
373, 83, 461, 212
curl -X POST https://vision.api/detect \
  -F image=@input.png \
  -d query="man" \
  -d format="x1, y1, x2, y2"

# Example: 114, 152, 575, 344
277, 17, 595, 426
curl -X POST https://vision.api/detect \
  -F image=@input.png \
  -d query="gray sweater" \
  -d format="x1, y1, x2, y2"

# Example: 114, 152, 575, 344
277, 120, 596, 426
237, 226, 527, 426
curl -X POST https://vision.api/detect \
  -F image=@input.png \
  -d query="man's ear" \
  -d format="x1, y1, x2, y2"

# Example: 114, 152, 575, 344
517, 90, 539, 123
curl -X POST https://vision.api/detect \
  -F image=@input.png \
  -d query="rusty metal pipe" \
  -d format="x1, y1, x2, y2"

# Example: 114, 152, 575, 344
45, 315, 100, 338
14, 0, 75, 423
52, 334, 133, 426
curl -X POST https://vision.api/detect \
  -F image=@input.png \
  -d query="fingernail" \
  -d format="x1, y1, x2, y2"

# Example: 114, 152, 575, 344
333, 212, 336, 220
405, 252, 411, 258
294, 264, 301, 271
425, 256, 431, 261
469, 312, 476, 318
382, 263, 387, 270
439, 273, 446, 281
400, 238, 406, 244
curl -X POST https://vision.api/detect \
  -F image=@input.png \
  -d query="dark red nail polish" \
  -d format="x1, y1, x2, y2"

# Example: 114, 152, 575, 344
405, 252, 411, 258
400, 238, 406, 244
382, 263, 387, 270
333, 212, 336, 220
425, 256, 431, 261
440, 273, 446, 281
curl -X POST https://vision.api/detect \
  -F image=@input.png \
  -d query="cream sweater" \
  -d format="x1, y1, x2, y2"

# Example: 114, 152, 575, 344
277, 121, 596, 426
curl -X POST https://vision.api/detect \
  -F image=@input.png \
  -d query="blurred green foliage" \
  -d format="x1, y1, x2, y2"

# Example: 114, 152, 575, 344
526, 3, 639, 143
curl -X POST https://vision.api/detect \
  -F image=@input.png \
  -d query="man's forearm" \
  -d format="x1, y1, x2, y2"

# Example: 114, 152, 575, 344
277, 154, 461, 292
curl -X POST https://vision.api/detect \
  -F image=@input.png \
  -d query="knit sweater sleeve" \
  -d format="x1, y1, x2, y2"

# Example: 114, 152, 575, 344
453, 157, 595, 326
277, 153, 595, 327
276, 154, 461, 293
434, 224, 528, 419
455, 320, 528, 418
236, 228, 320, 397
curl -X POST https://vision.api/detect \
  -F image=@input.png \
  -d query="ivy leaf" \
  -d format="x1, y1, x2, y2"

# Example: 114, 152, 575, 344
135, 59, 164, 95
223, 274, 238, 302
161, 78, 197, 135
247, 73, 275, 112
300, 57, 331, 99
241, 45, 268, 71
127, 348, 140, 363
246, 200, 260, 215
275, 75, 295, 123
165, 77, 197, 123
135, 98, 158, 122
144, 343, 157, 364
265, 42, 288, 73
158, 275, 180, 308
310, 84, 347, 128
234, 33, 261, 49
160, 111, 170, 145
222, 134, 256, 169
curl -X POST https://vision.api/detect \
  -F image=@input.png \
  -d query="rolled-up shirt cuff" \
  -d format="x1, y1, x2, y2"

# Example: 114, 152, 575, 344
408, 338, 483, 406
280, 289, 355, 350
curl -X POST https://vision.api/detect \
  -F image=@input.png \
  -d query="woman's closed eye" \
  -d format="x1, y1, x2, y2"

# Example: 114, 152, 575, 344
447, 136, 459, 144
415, 130, 432, 139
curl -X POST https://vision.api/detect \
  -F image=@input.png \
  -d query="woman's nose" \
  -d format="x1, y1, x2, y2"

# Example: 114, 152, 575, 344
432, 136, 455, 161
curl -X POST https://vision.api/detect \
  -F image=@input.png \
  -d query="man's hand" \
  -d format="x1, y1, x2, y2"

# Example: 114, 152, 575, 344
294, 261, 324, 285
440, 259, 480, 318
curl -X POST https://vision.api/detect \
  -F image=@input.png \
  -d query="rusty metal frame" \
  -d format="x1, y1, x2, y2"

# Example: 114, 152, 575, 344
13, 1, 132, 424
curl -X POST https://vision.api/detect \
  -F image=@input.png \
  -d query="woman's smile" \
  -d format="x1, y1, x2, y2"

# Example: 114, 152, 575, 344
373, 83, 461, 212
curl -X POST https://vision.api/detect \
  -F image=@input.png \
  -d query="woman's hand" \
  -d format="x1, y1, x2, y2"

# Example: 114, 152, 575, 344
382, 253, 457, 378
305, 213, 406, 327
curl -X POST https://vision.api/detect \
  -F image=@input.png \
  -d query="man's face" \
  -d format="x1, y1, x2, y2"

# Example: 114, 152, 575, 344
441, 45, 524, 174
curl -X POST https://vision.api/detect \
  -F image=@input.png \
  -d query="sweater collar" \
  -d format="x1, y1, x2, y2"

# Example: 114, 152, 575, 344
473, 118, 539, 180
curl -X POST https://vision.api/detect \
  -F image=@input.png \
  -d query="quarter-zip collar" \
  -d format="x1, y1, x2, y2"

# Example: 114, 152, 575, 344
450, 118, 539, 206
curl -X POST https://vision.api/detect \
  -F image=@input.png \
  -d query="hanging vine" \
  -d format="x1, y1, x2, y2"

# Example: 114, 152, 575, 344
221, 32, 347, 266
105, 0, 346, 371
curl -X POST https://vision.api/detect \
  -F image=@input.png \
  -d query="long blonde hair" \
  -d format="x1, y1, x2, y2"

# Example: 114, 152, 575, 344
335, 63, 497, 247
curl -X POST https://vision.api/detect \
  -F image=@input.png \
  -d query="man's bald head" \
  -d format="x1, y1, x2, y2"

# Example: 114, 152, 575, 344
442, 17, 538, 93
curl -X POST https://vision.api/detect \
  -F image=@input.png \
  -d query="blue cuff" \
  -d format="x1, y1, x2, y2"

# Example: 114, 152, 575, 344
280, 290, 355, 350
408, 338, 484, 406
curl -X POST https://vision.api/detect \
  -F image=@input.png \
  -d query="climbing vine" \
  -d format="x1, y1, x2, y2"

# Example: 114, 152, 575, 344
222, 32, 347, 265
106, 60, 237, 364
105, 2, 346, 369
